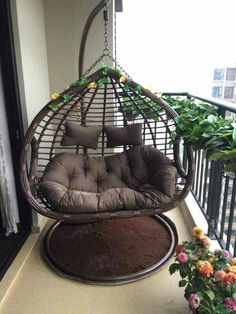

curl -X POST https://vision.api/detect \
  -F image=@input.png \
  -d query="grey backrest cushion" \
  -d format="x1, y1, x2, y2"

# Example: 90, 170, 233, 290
61, 121, 102, 149
104, 123, 143, 147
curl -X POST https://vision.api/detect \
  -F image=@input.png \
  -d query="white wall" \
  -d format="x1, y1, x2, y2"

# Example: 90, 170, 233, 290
11, 0, 51, 227
44, 0, 114, 93
12, 0, 50, 125
11, 0, 114, 228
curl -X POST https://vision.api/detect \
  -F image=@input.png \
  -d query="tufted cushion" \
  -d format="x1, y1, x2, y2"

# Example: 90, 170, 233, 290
104, 124, 143, 147
61, 122, 102, 149
40, 145, 178, 214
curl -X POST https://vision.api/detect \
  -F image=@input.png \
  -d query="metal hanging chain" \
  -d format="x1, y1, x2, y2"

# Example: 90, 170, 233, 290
82, 0, 131, 79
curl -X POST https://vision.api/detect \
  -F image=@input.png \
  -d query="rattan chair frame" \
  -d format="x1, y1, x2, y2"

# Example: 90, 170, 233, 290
20, 68, 194, 223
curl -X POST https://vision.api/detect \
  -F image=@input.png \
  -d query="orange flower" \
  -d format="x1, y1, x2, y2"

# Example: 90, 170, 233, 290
175, 244, 184, 255
223, 272, 236, 285
192, 227, 204, 239
199, 235, 211, 249
197, 260, 214, 277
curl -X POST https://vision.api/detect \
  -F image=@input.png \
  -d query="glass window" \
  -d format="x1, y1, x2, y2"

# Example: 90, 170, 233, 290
224, 87, 234, 99
213, 69, 225, 80
226, 68, 236, 81
212, 87, 223, 98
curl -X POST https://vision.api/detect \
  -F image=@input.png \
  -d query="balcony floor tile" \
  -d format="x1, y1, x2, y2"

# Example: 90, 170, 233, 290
0, 208, 191, 314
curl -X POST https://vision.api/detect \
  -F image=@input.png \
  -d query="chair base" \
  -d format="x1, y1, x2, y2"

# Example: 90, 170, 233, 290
42, 214, 178, 285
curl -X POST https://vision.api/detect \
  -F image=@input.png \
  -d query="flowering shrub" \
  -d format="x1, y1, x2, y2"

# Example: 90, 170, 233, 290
169, 227, 236, 313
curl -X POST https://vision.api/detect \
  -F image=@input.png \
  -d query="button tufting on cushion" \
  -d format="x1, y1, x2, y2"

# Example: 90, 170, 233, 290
40, 145, 178, 214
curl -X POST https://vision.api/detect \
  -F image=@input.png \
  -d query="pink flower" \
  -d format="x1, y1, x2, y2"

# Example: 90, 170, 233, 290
225, 297, 236, 310
214, 270, 226, 282
222, 249, 230, 259
177, 252, 189, 263
188, 293, 200, 309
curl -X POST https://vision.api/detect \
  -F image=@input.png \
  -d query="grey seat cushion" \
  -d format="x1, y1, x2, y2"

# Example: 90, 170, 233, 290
40, 145, 178, 214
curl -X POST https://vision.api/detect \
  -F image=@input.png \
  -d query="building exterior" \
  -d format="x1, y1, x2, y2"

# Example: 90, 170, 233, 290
212, 66, 236, 103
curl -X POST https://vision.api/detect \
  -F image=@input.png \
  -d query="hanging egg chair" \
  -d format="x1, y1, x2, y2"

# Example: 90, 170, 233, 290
20, 0, 194, 285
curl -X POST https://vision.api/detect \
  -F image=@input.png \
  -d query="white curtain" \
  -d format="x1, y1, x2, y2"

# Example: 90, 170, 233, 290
0, 133, 18, 236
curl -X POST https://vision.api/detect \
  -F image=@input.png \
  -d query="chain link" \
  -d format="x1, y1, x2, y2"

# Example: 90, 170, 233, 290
82, 0, 131, 79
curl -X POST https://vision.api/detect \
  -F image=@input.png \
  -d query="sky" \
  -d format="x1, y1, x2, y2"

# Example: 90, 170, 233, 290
116, 0, 236, 96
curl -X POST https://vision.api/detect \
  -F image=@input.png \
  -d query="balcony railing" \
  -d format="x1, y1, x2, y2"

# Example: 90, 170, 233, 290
163, 92, 236, 256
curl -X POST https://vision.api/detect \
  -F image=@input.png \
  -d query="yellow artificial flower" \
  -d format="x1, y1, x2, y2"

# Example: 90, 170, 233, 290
230, 258, 236, 266
87, 81, 97, 89
192, 227, 204, 238
146, 83, 153, 92
51, 93, 60, 100
155, 92, 163, 99
119, 75, 127, 83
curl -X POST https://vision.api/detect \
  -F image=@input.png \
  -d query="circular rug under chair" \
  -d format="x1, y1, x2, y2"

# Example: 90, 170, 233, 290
42, 214, 178, 285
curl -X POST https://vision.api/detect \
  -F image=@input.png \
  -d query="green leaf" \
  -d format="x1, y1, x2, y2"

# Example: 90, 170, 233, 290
233, 127, 236, 144
48, 103, 59, 110
224, 161, 236, 172
101, 64, 109, 75
203, 289, 214, 301
178, 279, 187, 287
169, 263, 179, 275
233, 292, 236, 302
97, 77, 108, 87
113, 67, 122, 75
77, 76, 88, 86
134, 85, 142, 94
62, 94, 71, 102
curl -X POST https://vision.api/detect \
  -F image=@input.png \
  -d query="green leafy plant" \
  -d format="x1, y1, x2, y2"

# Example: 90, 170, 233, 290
170, 227, 236, 313
163, 96, 236, 172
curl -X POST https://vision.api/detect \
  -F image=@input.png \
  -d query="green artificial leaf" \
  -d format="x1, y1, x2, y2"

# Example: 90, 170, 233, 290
101, 64, 109, 75
215, 304, 230, 313
97, 77, 108, 87
199, 299, 212, 313
203, 289, 215, 301
134, 85, 142, 94
113, 67, 122, 75
224, 161, 236, 172
62, 94, 71, 102
233, 292, 236, 302
178, 279, 187, 287
76, 76, 88, 86
232, 127, 236, 144
48, 103, 59, 110
169, 263, 179, 275
208, 150, 227, 160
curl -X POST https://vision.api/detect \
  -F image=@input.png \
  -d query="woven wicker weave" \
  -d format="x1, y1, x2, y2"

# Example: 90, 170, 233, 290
20, 67, 194, 223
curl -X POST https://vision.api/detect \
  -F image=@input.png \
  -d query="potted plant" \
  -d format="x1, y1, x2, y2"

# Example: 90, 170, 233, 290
169, 227, 236, 313
162, 96, 236, 175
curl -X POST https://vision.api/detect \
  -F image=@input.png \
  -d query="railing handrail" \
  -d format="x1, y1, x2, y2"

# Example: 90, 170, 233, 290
162, 92, 236, 114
